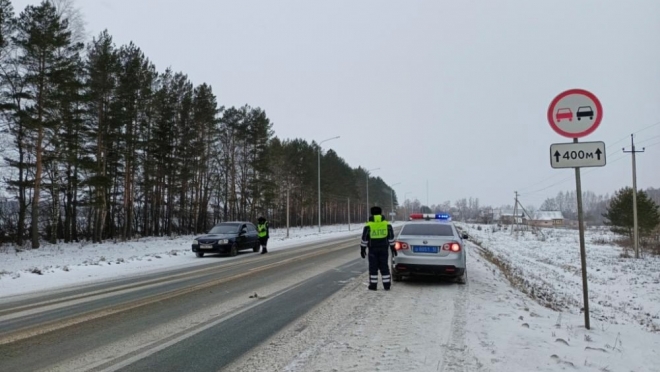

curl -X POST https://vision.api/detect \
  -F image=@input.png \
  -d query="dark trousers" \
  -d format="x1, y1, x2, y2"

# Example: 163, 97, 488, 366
368, 246, 391, 289
258, 237, 268, 247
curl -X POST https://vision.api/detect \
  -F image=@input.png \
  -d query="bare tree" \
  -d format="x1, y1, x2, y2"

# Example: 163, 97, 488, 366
49, 0, 87, 44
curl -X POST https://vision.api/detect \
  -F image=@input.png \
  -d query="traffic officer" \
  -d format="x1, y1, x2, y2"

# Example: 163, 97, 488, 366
257, 216, 269, 254
360, 206, 395, 290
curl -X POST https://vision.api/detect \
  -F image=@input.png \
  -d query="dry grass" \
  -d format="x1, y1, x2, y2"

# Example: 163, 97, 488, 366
469, 236, 570, 312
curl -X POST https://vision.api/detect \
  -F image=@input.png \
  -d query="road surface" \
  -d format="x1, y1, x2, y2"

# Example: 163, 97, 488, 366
0, 234, 374, 372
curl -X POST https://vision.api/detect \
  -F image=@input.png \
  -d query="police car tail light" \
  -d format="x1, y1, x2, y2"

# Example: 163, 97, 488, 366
394, 241, 409, 250
442, 242, 461, 252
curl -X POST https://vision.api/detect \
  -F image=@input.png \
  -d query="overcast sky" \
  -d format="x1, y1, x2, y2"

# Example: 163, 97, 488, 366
12, 0, 660, 208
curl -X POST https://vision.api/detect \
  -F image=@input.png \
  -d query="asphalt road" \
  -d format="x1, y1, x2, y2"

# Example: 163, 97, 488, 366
0, 232, 390, 372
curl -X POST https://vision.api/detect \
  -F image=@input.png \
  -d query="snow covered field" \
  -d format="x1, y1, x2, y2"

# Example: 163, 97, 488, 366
461, 224, 660, 333
1, 222, 659, 371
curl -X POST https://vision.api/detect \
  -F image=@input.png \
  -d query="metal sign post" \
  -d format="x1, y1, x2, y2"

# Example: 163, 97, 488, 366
547, 88, 604, 330
573, 138, 590, 330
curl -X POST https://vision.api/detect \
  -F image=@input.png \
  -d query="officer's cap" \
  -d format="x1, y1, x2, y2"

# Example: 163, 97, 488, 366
370, 206, 382, 215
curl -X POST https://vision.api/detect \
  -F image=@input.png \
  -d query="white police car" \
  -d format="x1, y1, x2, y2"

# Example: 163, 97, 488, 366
391, 213, 468, 284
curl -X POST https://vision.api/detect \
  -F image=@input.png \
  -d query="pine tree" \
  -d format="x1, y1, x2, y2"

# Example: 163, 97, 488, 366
83, 30, 120, 242
189, 83, 220, 233
115, 42, 155, 240
13, 1, 82, 248
603, 187, 660, 242
0, 0, 25, 244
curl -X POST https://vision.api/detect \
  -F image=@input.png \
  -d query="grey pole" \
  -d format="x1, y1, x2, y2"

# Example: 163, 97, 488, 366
317, 136, 340, 233
624, 134, 645, 259
390, 182, 401, 221
365, 167, 380, 217
574, 138, 590, 330
404, 191, 412, 219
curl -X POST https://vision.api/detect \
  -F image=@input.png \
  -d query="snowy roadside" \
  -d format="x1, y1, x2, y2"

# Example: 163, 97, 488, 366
459, 223, 660, 333
225, 239, 660, 372
0, 223, 383, 299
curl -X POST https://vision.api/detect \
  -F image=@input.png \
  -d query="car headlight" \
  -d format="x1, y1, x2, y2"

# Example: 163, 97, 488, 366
219, 239, 229, 244
193, 239, 198, 245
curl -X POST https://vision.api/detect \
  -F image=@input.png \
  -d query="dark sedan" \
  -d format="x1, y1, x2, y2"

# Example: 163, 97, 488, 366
192, 222, 261, 257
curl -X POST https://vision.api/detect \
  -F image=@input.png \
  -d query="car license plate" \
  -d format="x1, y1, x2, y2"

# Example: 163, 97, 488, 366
200, 244, 213, 249
412, 246, 438, 253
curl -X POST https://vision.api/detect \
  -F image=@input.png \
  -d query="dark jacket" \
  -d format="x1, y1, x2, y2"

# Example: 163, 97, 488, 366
360, 215, 394, 249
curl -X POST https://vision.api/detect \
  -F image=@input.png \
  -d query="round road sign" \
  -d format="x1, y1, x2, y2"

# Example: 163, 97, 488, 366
547, 89, 602, 138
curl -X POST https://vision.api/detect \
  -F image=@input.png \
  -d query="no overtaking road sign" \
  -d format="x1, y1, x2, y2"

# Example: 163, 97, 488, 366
550, 141, 606, 169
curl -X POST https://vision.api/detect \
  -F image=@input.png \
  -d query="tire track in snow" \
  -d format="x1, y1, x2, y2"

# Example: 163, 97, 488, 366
437, 284, 469, 372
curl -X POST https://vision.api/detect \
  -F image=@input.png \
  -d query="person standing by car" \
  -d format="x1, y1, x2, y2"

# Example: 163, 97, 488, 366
257, 216, 269, 254
360, 206, 396, 290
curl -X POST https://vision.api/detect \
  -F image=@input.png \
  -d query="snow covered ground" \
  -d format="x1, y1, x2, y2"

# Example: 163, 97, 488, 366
0, 223, 368, 298
227, 223, 660, 372
1, 222, 659, 371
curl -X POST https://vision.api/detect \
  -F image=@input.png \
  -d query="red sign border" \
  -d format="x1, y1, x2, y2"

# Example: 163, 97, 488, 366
547, 89, 603, 138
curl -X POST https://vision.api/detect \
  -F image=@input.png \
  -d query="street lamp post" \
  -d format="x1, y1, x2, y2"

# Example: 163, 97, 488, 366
390, 182, 401, 221
318, 136, 340, 233
366, 167, 380, 217
404, 191, 412, 218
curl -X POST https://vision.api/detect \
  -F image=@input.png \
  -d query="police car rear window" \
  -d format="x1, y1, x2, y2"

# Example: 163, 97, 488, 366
401, 224, 454, 236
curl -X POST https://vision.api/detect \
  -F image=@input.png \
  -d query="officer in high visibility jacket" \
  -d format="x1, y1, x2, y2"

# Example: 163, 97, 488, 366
360, 206, 395, 290
257, 216, 269, 254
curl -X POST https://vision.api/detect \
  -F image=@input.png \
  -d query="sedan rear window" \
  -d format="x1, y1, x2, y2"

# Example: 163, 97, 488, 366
401, 223, 454, 236
208, 224, 240, 234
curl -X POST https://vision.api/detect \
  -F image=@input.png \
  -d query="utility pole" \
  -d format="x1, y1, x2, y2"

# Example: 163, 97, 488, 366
366, 167, 379, 217
513, 191, 519, 232
390, 182, 401, 222
286, 188, 290, 238
623, 134, 645, 259
348, 198, 351, 231
318, 136, 340, 233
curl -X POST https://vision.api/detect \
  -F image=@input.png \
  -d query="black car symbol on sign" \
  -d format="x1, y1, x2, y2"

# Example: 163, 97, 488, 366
576, 106, 594, 121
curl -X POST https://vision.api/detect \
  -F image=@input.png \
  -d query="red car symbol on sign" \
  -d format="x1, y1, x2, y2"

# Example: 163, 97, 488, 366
555, 108, 573, 122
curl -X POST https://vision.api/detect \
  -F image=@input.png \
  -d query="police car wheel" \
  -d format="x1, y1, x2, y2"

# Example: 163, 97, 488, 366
195, 252, 204, 258
456, 271, 467, 285
253, 241, 260, 252
229, 243, 238, 257
392, 265, 402, 282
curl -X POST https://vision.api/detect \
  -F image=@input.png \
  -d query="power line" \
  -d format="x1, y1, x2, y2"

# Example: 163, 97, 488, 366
519, 153, 629, 197
644, 140, 660, 148
636, 134, 660, 145
518, 121, 660, 193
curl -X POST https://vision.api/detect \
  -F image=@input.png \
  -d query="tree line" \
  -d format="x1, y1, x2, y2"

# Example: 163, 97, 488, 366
0, 0, 398, 247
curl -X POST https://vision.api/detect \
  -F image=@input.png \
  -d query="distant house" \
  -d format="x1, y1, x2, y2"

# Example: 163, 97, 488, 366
529, 211, 564, 227
499, 209, 529, 225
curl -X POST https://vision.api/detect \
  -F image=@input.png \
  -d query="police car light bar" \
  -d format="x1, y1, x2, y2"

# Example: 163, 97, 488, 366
409, 213, 452, 221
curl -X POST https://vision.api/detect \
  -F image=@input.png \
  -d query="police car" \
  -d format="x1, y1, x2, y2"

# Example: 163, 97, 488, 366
391, 213, 468, 284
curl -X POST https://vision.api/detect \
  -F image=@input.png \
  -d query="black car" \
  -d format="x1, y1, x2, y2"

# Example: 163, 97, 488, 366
576, 106, 594, 120
192, 222, 260, 257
